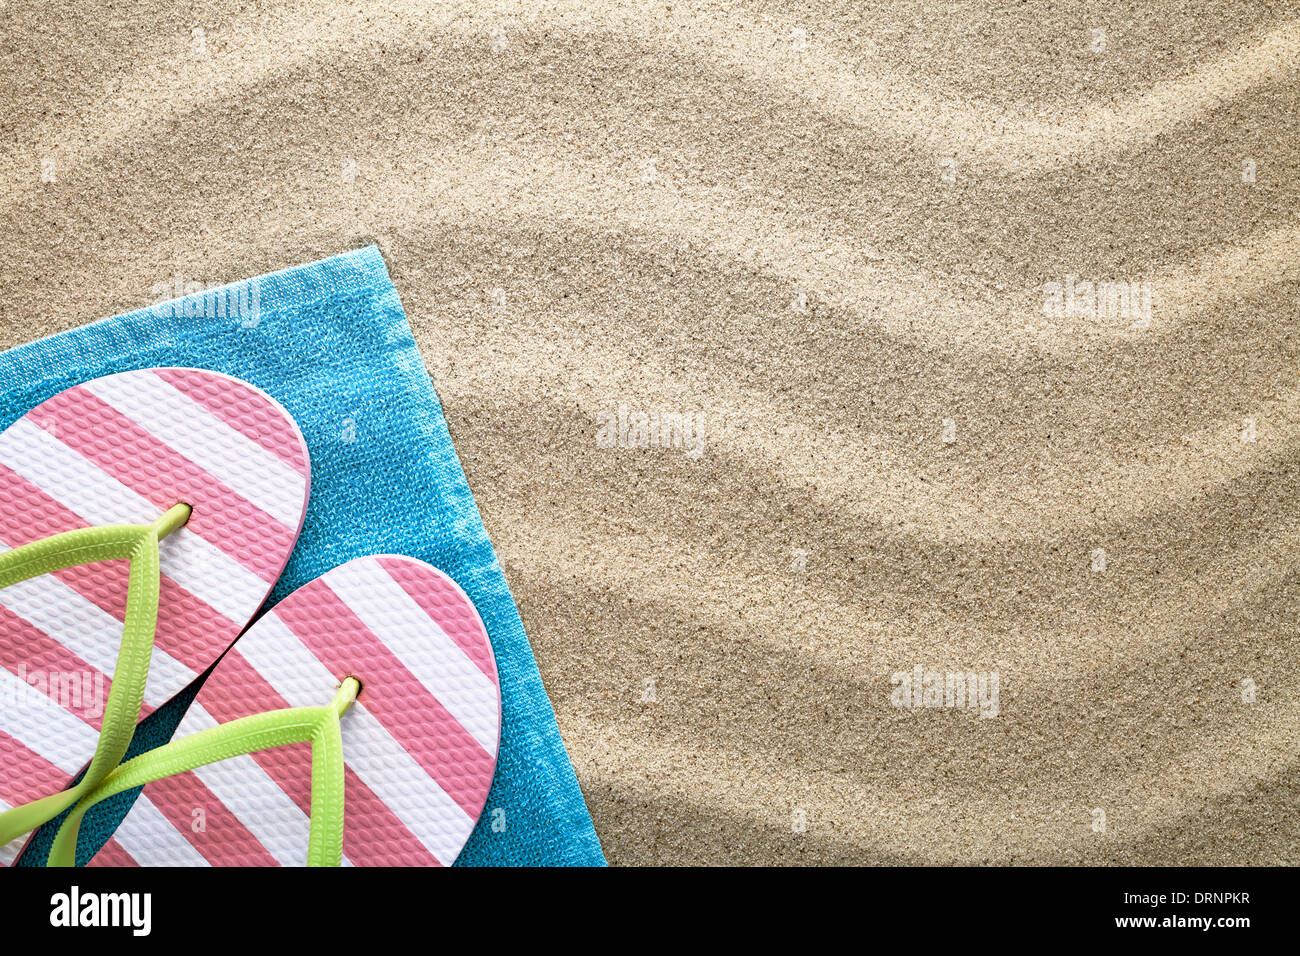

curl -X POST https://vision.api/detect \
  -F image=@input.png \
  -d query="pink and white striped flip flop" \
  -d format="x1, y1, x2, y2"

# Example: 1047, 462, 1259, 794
0, 368, 311, 865
89, 555, 501, 867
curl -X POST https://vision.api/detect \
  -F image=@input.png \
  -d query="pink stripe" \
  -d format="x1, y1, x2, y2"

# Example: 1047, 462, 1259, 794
378, 558, 499, 684
86, 838, 138, 868
154, 699, 436, 865
275, 580, 496, 816
0, 604, 113, 732
234, 744, 441, 866
340, 764, 442, 866
0, 459, 133, 620
198, 654, 430, 866
197, 651, 293, 725
0, 461, 90, 546
135, 769, 280, 867
192, 654, 327, 823
95, 644, 309, 867
0, 463, 236, 677
195, 646, 443, 865
33, 389, 293, 582
155, 369, 309, 476
151, 579, 239, 676
0, 731, 74, 812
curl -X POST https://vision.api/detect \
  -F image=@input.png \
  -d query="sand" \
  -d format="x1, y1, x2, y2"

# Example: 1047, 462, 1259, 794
2, 0, 1298, 865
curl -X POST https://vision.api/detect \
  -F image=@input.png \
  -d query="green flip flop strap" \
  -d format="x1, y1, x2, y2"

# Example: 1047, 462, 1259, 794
0, 504, 191, 848
48, 678, 360, 867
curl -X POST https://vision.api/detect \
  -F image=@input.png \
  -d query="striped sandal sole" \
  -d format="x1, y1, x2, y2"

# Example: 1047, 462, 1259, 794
0, 367, 311, 865
89, 555, 501, 867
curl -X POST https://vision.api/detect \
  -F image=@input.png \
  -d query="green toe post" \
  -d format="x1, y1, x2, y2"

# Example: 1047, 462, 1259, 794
50, 678, 361, 867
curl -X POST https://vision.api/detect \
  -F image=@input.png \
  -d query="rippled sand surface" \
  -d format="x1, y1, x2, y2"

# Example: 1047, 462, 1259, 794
2, 1, 1298, 864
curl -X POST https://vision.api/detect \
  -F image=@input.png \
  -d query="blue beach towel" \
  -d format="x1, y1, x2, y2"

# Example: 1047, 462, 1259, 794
4, 246, 605, 867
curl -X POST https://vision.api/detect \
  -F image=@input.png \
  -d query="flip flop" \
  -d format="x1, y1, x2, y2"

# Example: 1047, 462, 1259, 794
0, 368, 311, 864
50, 555, 501, 867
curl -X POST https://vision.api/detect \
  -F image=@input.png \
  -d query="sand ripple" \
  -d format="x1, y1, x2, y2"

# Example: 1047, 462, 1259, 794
1, 0, 1297, 864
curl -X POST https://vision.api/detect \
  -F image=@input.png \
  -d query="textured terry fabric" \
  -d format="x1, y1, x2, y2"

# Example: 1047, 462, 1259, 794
3, 246, 605, 867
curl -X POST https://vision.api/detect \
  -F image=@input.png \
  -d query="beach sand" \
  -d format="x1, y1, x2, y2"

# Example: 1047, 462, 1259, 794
2, 0, 1298, 864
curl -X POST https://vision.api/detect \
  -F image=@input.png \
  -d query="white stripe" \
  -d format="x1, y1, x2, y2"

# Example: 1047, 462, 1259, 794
82, 372, 305, 529
340, 702, 474, 865
0, 666, 98, 773
237, 615, 474, 865
0, 417, 267, 620
0, 542, 197, 708
175, 705, 354, 867
109, 795, 209, 867
327, 560, 498, 754
176, 705, 312, 867
0, 797, 22, 866
109, 705, 356, 867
